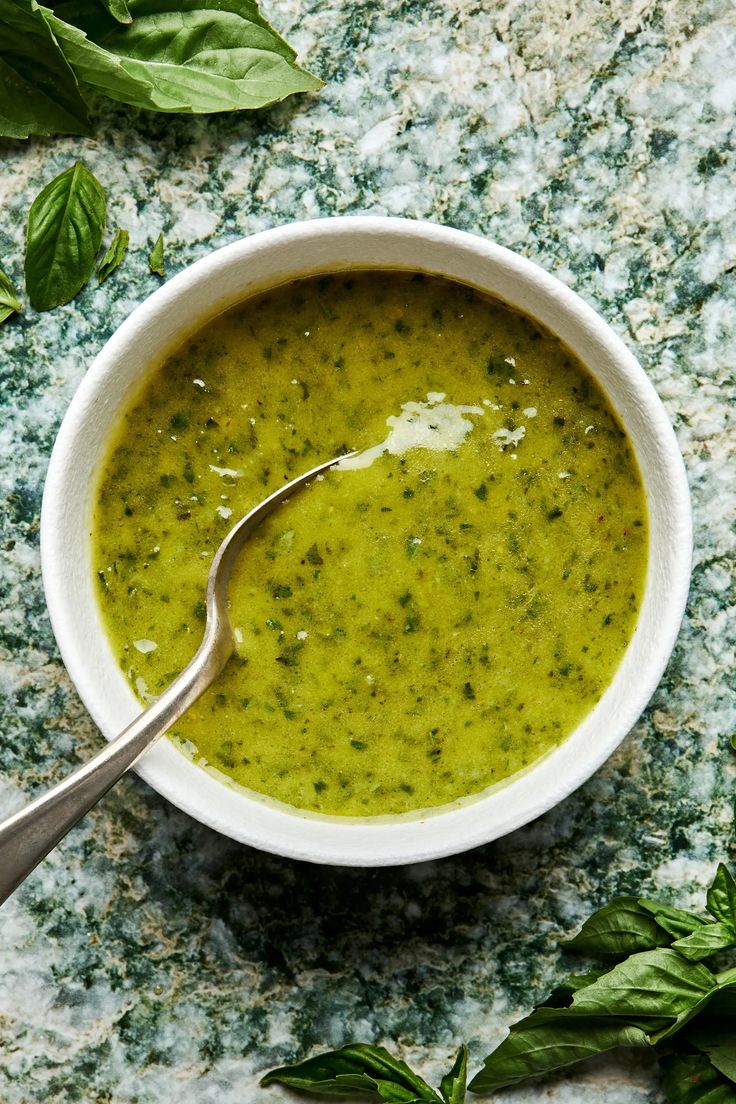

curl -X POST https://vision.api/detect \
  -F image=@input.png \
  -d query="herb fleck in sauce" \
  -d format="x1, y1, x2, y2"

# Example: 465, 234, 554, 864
93, 272, 648, 816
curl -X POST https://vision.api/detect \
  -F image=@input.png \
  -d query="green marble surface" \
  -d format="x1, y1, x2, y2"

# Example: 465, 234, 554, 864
1, 1, 735, 1100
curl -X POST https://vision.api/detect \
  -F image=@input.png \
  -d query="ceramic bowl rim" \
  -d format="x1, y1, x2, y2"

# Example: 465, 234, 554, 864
40, 216, 692, 866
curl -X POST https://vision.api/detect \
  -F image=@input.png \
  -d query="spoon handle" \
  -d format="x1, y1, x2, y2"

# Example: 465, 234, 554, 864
0, 453, 349, 907
0, 628, 230, 907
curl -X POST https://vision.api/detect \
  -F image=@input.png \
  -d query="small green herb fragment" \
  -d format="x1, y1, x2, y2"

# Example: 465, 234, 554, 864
0, 268, 22, 325
473, 483, 487, 502
276, 643, 302, 667
25, 161, 107, 311
149, 233, 165, 277
463, 682, 475, 700
406, 535, 421, 558
97, 228, 129, 284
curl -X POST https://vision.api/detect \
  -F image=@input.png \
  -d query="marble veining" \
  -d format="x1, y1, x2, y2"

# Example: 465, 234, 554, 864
1, 0, 735, 1100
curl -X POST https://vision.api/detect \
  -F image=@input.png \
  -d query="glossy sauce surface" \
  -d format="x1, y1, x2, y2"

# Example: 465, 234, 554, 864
93, 272, 648, 815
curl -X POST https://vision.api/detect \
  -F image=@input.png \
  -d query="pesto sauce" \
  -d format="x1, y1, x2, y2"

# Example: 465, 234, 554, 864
93, 272, 648, 816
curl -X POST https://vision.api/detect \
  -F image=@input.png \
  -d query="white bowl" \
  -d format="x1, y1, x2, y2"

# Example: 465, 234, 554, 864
41, 217, 691, 866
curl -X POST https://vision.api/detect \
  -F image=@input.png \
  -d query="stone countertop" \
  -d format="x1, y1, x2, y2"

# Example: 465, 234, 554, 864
1, 1, 734, 1101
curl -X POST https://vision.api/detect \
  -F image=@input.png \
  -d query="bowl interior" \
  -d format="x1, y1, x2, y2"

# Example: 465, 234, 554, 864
40, 217, 691, 866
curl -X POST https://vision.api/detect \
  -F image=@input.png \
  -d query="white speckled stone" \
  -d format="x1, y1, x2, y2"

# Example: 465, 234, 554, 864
1, 0, 735, 1101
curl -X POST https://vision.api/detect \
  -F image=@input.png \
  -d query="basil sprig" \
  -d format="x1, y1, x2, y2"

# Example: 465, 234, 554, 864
260, 866, 736, 1104
262, 1043, 468, 1104
0, 0, 321, 138
472, 864, 736, 1094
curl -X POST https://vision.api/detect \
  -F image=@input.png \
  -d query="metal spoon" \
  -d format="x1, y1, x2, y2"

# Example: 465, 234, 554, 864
0, 453, 352, 906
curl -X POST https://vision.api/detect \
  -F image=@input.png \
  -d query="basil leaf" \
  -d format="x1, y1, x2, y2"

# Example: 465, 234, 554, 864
639, 900, 709, 940
96, 0, 131, 23
439, 1047, 466, 1104
51, 0, 322, 113
0, 0, 90, 137
569, 949, 716, 1042
261, 1063, 375, 1099
545, 969, 608, 1007
0, 267, 22, 325
673, 922, 736, 962
570, 949, 717, 1018
148, 233, 165, 277
659, 1051, 736, 1104
707, 865, 736, 929
687, 1026, 736, 1083
25, 162, 107, 311
565, 896, 673, 958
707, 1049, 736, 1086
97, 227, 129, 283
375, 1085, 431, 1104
468, 1009, 650, 1093
708, 1056, 736, 1088
261, 1045, 441, 1103
41, 7, 156, 104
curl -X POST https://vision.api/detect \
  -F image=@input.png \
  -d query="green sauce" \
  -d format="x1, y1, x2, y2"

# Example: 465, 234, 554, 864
93, 272, 648, 816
